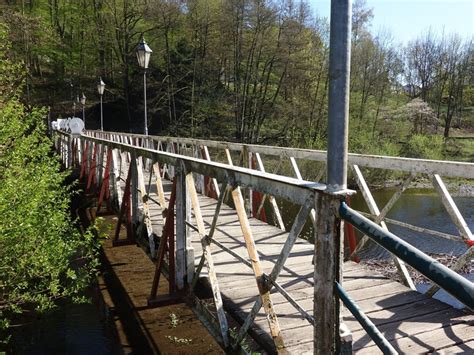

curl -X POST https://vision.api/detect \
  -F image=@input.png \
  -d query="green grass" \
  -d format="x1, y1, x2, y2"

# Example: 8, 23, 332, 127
444, 137, 474, 162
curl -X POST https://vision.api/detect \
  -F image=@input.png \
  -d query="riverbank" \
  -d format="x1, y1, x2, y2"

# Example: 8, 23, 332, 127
361, 253, 473, 285
369, 179, 474, 197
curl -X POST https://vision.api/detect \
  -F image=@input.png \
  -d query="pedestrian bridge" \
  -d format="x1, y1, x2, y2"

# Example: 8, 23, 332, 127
54, 129, 473, 354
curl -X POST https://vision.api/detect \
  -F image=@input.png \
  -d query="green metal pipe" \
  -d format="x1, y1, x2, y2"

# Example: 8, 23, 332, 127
335, 282, 397, 354
339, 202, 474, 310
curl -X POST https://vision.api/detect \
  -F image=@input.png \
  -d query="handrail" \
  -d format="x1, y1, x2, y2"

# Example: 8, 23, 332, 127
339, 202, 474, 310
56, 130, 331, 204
83, 130, 474, 178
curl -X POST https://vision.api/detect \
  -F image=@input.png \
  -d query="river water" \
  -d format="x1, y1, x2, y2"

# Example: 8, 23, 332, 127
349, 188, 473, 258
277, 188, 473, 259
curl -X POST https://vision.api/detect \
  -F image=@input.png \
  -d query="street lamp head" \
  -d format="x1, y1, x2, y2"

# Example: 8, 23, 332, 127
80, 92, 86, 105
136, 38, 152, 69
97, 77, 106, 96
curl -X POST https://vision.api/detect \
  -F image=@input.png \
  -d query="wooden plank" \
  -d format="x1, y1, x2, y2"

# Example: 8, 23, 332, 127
351, 306, 472, 344
432, 339, 474, 353
130, 151, 139, 224
210, 262, 370, 296
111, 148, 123, 207
232, 203, 312, 346
133, 133, 474, 178
343, 297, 453, 333
80, 134, 326, 206
358, 324, 474, 353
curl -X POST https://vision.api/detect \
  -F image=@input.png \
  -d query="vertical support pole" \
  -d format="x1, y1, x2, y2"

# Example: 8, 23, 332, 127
186, 189, 194, 284
327, 0, 351, 192
67, 135, 73, 168
111, 148, 123, 208
130, 151, 139, 224
316, 0, 352, 353
144, 71, 148, 136
175, 160, 189, 290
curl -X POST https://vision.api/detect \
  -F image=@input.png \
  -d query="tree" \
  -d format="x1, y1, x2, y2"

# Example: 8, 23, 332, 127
405, 31, 439, 101
398, 98, 437, 135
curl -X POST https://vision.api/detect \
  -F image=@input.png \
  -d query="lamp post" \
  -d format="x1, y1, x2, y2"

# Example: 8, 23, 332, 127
97, 78, 106, 131
80, 93, 86, 125
136, 38, 152, 135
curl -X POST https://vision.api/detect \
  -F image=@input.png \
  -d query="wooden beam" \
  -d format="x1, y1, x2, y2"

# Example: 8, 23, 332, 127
152, 162, 167, 210
290, 156, 317, 227
231, 187, 286, 351
79, 135, 329, 206
314, 195, 340, 354
201, 145, 221, 197
352, 165, 415, 290
186, 173, 230, 348
432, 174, 473, 241
255, 153, 285, 231
136, 156, 156, 256
175, 161, 189, 290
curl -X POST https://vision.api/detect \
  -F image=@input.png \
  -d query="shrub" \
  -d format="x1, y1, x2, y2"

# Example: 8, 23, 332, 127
401, 134, 444, 160
0, 24, 98, 335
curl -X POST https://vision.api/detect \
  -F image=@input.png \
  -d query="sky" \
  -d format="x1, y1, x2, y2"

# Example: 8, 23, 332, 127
309, 0, 474, 44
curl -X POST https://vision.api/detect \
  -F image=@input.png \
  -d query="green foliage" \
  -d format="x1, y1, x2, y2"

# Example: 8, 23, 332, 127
401, 134, 445, 160
1, 0, 472, 158
0, 25, 98, 334
349, 130, 400, 157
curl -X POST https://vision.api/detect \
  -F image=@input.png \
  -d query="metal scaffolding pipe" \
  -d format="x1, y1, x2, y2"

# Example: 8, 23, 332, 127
339, 202, 474, 310
335, 282, 397, 354
327, 0, 352, 191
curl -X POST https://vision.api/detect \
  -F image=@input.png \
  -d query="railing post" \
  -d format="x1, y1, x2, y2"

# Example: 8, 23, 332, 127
175, 160, 190, 290
66, 134, 72, 168
314, 195, 344, 354
186, 189, 194, 284
130, 151, 139, 225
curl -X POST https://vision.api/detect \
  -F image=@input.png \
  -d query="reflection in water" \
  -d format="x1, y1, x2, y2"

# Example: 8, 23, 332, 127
10, 301, 111, 354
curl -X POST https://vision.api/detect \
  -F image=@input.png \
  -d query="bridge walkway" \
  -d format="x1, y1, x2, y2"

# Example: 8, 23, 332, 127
123, 171, 473, 354
55, 130, 473, 354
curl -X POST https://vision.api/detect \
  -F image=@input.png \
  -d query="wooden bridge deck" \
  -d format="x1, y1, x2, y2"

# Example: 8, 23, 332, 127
128, 175, 473, 354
